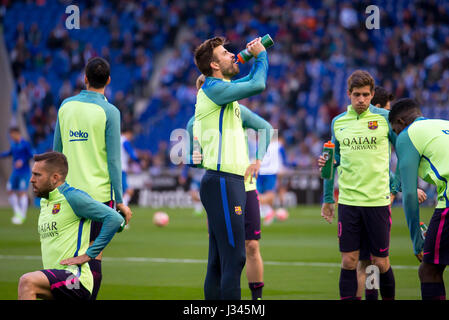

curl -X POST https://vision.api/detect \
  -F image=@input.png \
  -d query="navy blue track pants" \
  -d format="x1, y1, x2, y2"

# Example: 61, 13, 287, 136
200, 170, 247, 300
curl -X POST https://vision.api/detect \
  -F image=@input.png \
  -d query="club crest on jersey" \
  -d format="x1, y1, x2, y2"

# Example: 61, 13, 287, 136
235, 206, 242, 215
368, 121, 378, 130
52, 203, 61, 214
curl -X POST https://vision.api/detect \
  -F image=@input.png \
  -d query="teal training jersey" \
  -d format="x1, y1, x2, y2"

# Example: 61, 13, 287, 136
323, 104, 398, 206
53, 90, 123, 203
38, 182, 124, 293
187, 103, 272, 191
193, 51, 268, 177
396, 117, 449, 254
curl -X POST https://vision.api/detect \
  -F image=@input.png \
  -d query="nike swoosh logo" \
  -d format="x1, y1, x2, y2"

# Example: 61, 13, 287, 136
423, 251, 430, 255
379, 248, 388, 252
254, 230, 261, 235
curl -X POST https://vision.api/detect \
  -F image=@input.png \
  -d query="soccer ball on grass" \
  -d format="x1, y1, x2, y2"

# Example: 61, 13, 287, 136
153, 211, 169, 227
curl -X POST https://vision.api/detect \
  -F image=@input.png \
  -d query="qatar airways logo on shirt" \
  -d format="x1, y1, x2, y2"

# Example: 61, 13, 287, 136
69, 129, 89, 142
342, 136, 378, 151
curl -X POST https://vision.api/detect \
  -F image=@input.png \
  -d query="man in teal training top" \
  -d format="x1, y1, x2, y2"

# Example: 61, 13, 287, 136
319, 70, 398, 300
18, 152, 124, 300
389, 98, 449, 300
187, 102, 273, 300
193, 36, 268, 300
53, 57, 131, 299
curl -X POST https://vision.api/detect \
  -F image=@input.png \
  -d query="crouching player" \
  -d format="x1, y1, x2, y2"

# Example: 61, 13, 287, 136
18, 152, 124, 300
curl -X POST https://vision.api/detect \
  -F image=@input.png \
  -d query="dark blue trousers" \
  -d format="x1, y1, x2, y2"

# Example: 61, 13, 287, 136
200, 170, 247, 300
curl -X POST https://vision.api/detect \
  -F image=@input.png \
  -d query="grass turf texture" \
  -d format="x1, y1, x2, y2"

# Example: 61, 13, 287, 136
0, 205, 444, 300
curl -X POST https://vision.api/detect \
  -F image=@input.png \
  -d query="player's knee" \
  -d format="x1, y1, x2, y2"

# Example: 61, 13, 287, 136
341, 253, 358, 269
372, 256, 390, 273
357, 259, 371, 273
419, 263, 443, 282
245, 240, 259, 258
18, 273, 35, 295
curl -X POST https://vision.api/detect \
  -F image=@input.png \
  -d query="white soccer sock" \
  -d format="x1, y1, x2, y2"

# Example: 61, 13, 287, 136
19, 194, 28, 219
8, 193, 21, 216
194, 201, 203, 213
259, 204, 269, 218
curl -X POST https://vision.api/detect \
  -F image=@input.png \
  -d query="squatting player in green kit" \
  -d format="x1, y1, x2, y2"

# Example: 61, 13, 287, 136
18, 152, 124, 300
193, 36, 268, 300
389, 98, 449, 300
318, 70, 398, 300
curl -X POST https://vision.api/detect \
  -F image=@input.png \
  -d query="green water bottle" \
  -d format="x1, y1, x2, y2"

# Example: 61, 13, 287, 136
321, 141, 335, 180
117, 210, 126, 233
237, 34, 274, 64
420, 222, 428, 239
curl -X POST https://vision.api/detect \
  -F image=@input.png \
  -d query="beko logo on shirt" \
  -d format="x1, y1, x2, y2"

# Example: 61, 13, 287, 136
69, 129, 89, 141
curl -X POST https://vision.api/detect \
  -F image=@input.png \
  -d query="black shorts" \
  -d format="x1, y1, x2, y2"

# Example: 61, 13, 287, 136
245, 190, 261, 240
359, 235, 372, 261
423, 208, 449, 265
338, 204, 391, 257
88, 259, 102, 300
41, 269, 91, 300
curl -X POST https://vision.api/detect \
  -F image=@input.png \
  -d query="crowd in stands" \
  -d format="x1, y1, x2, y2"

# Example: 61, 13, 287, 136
3, 0, 449, 171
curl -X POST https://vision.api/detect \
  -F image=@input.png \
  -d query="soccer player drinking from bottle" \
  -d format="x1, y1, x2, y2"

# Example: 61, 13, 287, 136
193, 36, 268, 300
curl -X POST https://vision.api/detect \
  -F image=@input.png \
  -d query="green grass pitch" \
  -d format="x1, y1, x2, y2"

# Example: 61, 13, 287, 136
0, 205, 445, 300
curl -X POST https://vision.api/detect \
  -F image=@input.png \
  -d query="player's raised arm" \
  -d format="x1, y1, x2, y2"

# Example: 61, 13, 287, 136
203, 51, 268, 106
194, 37, 268, 107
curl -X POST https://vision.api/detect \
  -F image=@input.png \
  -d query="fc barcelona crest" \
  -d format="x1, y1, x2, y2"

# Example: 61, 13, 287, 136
52, 203, 61, 215
368, 121, 378, 130
235, 206, 242, 215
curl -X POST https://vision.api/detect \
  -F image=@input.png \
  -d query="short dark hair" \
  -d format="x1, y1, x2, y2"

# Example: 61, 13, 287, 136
371, 86, 394, 108
121, 126, 133, 134
347, 70, 375, 93
34, 152, 68, 180
9, 127, 20, 134
85, 57, 110, 89
388, 98, 421, 123
194, 37, 226, 76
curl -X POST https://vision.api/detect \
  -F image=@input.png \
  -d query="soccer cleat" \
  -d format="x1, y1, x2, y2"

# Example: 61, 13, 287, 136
11, 213, 25, 225
193, 202, 203, 216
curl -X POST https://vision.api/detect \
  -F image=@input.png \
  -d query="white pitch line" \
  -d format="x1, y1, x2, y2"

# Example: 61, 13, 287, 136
0, 255, 419, 270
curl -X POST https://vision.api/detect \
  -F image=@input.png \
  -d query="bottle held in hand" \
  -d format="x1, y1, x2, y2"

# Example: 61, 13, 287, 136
321, 141, 335, 180
237, 34, 274, 64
